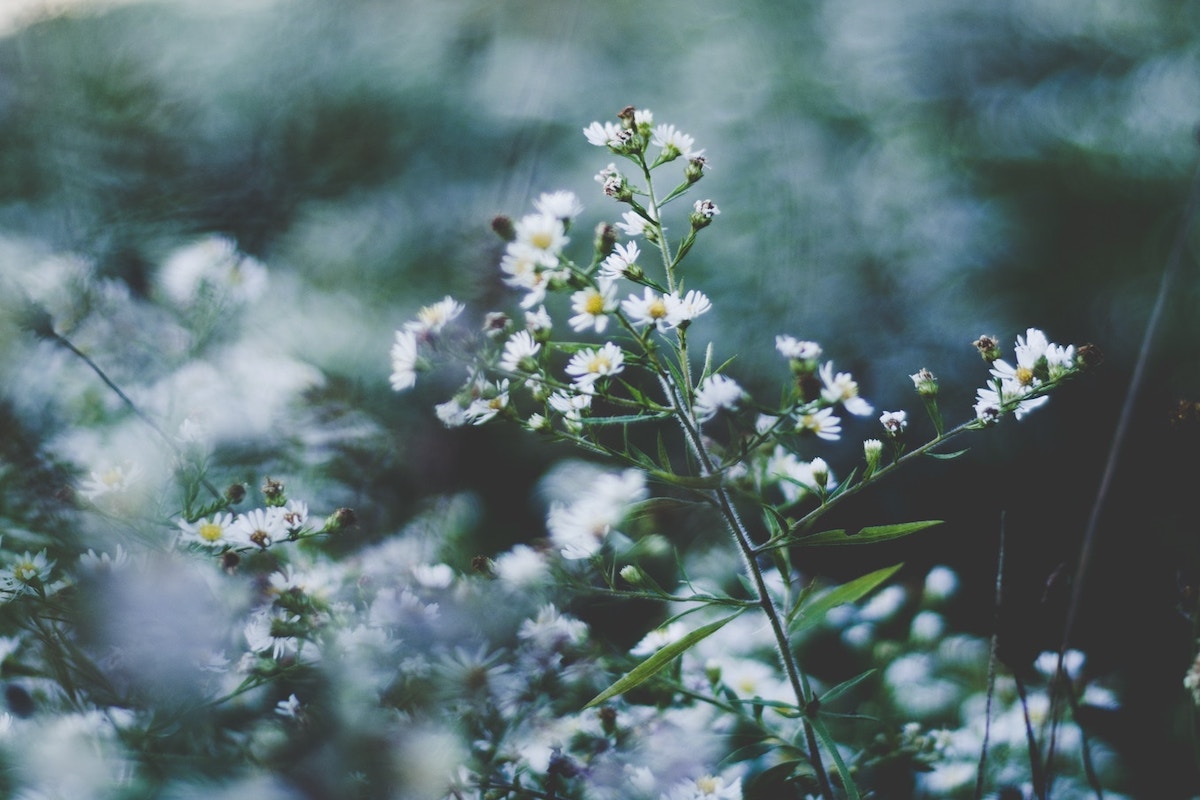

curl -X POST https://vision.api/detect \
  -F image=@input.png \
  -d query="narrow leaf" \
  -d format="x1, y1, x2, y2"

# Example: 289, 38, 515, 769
926, 448, 970, 460
579, 412, 672, 427
816, 668, 876, 707
584, 610, 744, 708
788, 563, 903, 630
794, 520, 943, 547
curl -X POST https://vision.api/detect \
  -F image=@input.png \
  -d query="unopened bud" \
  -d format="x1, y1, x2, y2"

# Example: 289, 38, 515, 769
685, 155, 707, 184
594, 222, 617, 259
910, 368, 938, 398
689, 199, 720, 230
262, 476, 286, 507
224, 483, 247, 505
863, 438, 883, 476
973, 335, 1002, 363
482, 312, 511, 339
491, 215, 516, 242
321, 507, 357, 534
618, 565, 644, 587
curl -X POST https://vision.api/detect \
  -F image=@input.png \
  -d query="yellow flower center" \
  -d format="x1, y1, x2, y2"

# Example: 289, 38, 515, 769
13, 561, 36, 582
648, 299, 668, 319
587, 354, 612, 374
198, 521, 224, 542
530, 231, 553, 250
584, 293, 606, 315
1015, 365, 1034, 386
696, 776, 720, 795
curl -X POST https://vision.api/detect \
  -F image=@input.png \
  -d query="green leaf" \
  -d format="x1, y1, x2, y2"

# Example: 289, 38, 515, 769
794, 520, 943, 547
584, 610, 745, 709
788, 563, 903, 630
816, 668, 876, 707
926, 448, 969, 460
646, 470, 723, 489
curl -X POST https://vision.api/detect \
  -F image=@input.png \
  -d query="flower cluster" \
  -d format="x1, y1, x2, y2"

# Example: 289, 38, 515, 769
972, 328, 1085, 424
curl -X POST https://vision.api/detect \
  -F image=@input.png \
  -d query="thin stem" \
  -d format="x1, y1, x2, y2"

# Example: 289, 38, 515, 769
52, 332, 225, 504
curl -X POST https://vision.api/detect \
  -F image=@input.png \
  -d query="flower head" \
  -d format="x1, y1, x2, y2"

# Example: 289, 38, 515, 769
179, 512, 236, 548
598, 241, 641, 281
500, 330, 542, 374
880, 410, 907, 435
796, 407, 842, 440
389, 329, 421, 391
565, 342, 626, 389
568, 281, 618, 333
819, 362, 873, 416
694, 374, 744, 423
533, 191, 583, 220
513, 213, 568, 264
406, 296, 464, 337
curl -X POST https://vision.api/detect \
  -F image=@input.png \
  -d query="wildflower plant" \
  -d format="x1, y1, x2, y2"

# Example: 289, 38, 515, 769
390, 107, 1093, 798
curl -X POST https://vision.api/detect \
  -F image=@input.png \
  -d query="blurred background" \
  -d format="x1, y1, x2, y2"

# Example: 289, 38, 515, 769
0, 0, 1199, 792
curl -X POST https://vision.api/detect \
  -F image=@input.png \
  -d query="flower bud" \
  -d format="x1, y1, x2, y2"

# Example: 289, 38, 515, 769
879, 411, 907, 437
224, 483, 247, 505
863, 438, 883, 476
689, 199, 720, 230
482, 312, 511, 339
321, 507, 357, 534
619, 564, 644, 587
491, 215, 516, 242
594, 222, 617, 259
685, 155, 707, 184
262, 476, 286, 507
910, 368, 938, 398
973, 335, 1002, 363
810, 457, 829, 490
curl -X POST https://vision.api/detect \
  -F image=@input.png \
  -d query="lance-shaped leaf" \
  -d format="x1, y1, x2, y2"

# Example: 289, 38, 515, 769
584, 610, 745, 709
793, 520, 943, 547
787, 563, 903, 630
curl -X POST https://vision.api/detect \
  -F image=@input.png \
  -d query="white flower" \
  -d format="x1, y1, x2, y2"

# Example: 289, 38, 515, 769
764, 446, 835, 503
583, 120, 623, 147
78, 462, 143, 501
662, 774, 741, 800
500, 331, 541, 374
524, 304, 553, 333
281, 499, 309, 533
463, 379, 510, 425
389, 329, 420, 391
664, 289, 712, 324
796, 407, 842, 440
565, 342, 625, 389
616, 210, 651, 237
275, 694, 302, 719
406, 296, 464, 336
819, 362, 873, 416
775, 335, 821, 360
0, 550, 54, 593
879, 410, 907, 434
630, 622, 688, 657
158, 235, 268, 307
230, 507, 287, 549
546, 469, 646, 559
568, 281, 618, 333
598, 241, 641, 281
518, 604, 588, 651
244, 608, 302, 661
975, 384, 1048, 421
435, 398, 468, 428
622, 287, 674, 330
493, 544, 549, 587
651, 124, 702, 159
412, 563, 455, 589
533, 190, 583, 220
549, 390, 592, 430
514, 213, 568, 264
692, 199, 720, 219
178, 512, 235, 548
694, 374, 744, 423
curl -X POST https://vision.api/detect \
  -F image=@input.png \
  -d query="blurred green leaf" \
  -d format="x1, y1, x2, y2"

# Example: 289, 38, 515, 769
584, 609, 745, 709
788, 563, 903, 631
793, 520, 943, 547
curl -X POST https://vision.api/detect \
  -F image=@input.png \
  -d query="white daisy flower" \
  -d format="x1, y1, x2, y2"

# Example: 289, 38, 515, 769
796, 407, 842, 440
389, 329, 420, 392
406, 296, 464, 337
500, 330, 541, 374
568, 280, 618, 333
819, 362, 873, 416
693, 374, 744, 423
565, 342, 625, 389
775, 335, 822, 360
533, 190, 583, 220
